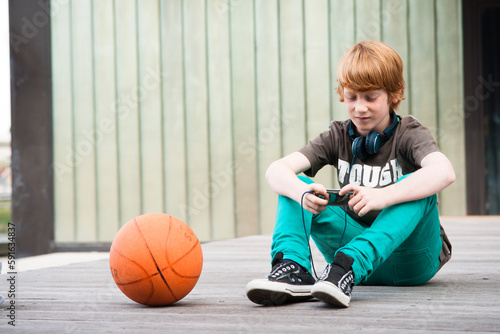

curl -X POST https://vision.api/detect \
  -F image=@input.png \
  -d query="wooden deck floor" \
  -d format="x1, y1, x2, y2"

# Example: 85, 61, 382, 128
1, 217, 499, 333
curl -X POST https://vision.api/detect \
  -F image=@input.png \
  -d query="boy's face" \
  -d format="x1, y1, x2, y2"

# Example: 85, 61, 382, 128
343, 88, 392, 137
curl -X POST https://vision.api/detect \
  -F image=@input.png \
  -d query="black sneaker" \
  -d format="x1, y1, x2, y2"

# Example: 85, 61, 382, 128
311, 252, 355, 307
246, 252, 316, 305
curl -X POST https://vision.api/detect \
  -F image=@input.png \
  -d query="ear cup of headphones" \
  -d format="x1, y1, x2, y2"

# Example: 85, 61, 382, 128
349, 111, 400, 160
365, 131, 382, 155
352, 136, 368, 160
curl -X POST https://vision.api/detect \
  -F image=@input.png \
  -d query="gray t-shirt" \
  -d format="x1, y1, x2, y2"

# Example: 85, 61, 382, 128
299, 114, 440, 224
297, 114, 452, 267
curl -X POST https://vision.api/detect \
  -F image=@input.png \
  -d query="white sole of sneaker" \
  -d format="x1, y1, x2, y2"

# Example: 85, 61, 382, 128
311, 281, 351, 307
245, 279, 314, 305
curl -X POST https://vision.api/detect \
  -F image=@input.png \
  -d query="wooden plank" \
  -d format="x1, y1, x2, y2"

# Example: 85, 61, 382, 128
330, 0, 354, 122
70, 0, 97, 242
279, 0, 306, 156
92, 0, 119, 240
254, 0, 280, 234
435, 0, 466, 215
329, 0, 355, 188
182, 0, 211, 240
51, 0, 76, 242
159, 0, 188, 223
229, 0, 259, 237
408, 0, 437, 134
304, 0, 333, 188
382, 0, 410, 116
355, 0, 381, 42
2, 217, 500, 332
304, 0, 331, 136
114, 0, 142, 226
137, 0, 164, 215
206, 0, 236, 239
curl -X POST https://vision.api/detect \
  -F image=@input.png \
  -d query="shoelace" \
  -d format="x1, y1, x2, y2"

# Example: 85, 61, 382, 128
318, 263, 332, 281
270, 263, 297, 279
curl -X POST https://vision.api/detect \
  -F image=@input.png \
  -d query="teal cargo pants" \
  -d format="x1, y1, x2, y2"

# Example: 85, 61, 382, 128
271, 175, 443, 286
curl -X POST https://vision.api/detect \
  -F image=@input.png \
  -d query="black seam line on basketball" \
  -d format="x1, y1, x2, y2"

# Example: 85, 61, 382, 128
110, 244, 155, 302
115, 272, 162, 286
167, 240, 201, 279
162, 219, 200, 280
110, 245, 155, 286
134, 218, 177, 300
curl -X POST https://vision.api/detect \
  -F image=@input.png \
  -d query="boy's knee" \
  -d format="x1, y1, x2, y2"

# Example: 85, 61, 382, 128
395, 173, 412, 183
298, 175, 314, 184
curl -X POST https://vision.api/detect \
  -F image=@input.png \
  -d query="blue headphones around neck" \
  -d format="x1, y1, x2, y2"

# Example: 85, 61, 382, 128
348, 111, 400, 160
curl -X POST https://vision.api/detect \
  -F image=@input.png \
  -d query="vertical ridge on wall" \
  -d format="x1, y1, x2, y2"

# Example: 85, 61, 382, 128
405, 0, 411, 115
356, 0, 381, 42
255, 0, 281, 234
381, 0, 409, 115
326, 0, 337, 186
114, 0, 142, 227
409, 0, 438, 130
70, 0, 97, 242
92, 0, 120, 241
137, 0, 165, 215
252, 0, 259, 234
433, 0, 440, 135
379, 0, 384, 40
279, 0, 306, 156
182, 0, 211, 241
135, 0, 145, 216
301, 0, 308, 142
52, 0, 75, 242
277, 0, 284, 159
304, 0, 332, 188
160, 0, 188, 223
436, 0, 466, 215
205, 0, 213, 238
229, 0, 259, 237
158, 3, 167, 217
330, 0, 354, 121
160, 0, 186, 223
90, 2, 99, 240
51, 0, 466, 244
206, 0, 235, 240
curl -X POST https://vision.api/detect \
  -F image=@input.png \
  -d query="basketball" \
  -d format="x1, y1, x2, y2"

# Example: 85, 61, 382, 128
109, 213, 203, 306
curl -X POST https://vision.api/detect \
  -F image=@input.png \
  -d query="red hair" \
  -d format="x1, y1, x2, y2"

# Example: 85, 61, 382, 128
336, 40, 406, 110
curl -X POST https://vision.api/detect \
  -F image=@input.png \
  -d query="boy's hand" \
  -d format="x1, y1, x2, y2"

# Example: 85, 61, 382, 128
340, 185, 390, 217
301, 183, 329, 215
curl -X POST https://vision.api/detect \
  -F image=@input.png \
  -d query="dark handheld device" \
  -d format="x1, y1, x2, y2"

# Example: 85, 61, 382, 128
301, 188, 355, 279
324, 189, 354, 206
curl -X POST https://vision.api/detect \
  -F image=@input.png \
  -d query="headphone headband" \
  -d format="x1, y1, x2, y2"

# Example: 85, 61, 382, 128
349, 111, 399, 160
348, 110, 399, 141
383, 111, 399, 139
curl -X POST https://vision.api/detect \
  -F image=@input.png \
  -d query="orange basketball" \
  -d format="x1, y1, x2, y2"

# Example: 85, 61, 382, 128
109, 213, 203, 306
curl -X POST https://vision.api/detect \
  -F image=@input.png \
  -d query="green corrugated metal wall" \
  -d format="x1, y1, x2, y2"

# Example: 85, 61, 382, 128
51, 0, 465, 243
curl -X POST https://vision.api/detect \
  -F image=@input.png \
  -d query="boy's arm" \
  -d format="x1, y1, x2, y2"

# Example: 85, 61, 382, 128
341, 151, 456, 217
266, 151, 330, 214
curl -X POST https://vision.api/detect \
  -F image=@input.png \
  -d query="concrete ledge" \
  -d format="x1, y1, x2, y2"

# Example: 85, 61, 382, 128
0, 252, 109, 274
